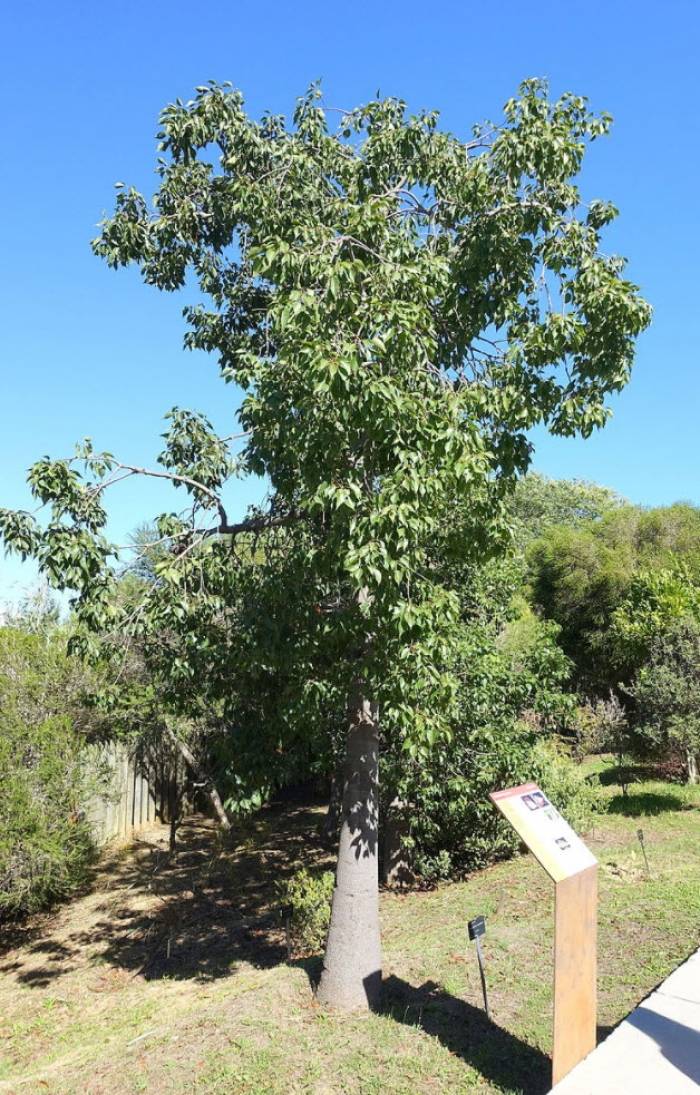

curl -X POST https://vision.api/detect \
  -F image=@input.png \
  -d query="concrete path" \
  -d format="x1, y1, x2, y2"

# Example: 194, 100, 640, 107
552, 948, 700, 1094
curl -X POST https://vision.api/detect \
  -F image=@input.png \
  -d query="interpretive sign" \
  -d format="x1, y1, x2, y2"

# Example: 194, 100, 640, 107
490, 781, 597, 882
489, 781, 598, 1085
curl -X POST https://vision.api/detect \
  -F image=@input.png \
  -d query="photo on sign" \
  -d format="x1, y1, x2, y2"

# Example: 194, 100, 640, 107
490, 782, 598, 883
522, 791, 548, 811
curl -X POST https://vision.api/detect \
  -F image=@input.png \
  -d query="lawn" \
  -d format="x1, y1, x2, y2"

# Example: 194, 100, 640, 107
1, 760, 699, 1094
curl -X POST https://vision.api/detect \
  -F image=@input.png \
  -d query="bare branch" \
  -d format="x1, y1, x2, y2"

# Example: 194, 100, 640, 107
213, 510, 302, 538
106, 462, 230, 527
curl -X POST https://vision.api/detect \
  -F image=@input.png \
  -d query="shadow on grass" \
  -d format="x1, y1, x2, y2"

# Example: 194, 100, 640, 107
597, 763, 664, 788
606, 791, 690, 817
287, 965, 551, 1093
0, 791, 334, 989
383, 975, 550, 1095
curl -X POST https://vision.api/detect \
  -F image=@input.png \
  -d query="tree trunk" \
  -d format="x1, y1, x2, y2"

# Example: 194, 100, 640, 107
316, 680, 381, 1011
686, 750, 699, 785
165, 724, 232, 831
381, 798, 413, 888
168, 770, 180, 853
169, 805, 179, 853
320, 770, 343, 846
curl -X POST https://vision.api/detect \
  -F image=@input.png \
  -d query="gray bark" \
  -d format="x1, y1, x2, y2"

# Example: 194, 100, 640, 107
320, 771, 343, 846
686, 750, 699, 785
316, 680, 381, 1011
381, 798, 413, 888
164, 724, 232, 831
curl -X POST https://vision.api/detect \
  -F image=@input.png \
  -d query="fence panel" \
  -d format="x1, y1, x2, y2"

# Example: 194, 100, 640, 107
84, 742, 179, 845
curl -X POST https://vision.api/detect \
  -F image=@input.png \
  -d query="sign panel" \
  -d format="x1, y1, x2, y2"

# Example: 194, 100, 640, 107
489, 782, 597, 883
468, 915, 486, 940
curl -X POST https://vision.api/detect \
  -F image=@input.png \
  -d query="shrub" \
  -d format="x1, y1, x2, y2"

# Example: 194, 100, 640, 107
572, 693, 629, 761
277, 868, 334, 955
0, 619, 98, 919
401, 729, 601, 881
0, 714, 97, 917
529, 738, 601, 832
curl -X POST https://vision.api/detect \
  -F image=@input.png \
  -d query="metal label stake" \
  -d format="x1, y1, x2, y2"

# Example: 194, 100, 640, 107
637, 828, 651, 877
468, 915, 489, 1019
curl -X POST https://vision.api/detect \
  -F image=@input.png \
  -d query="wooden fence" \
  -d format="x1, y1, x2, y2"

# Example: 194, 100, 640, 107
84, 742, 182, 845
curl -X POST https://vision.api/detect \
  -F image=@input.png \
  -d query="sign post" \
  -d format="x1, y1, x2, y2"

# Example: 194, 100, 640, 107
489, 782, 598, 1087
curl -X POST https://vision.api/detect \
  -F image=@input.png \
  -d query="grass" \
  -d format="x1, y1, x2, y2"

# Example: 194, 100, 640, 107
0, 761, 699, 1094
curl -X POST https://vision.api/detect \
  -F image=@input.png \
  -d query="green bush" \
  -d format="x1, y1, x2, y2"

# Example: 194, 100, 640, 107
529, 737, 601, 832
386, 593, 598, 879
0, 714, 97, 917
278, 868, 335, 955
401, 729, 600, 880
0, 618, 98, 919
629, 616, 700, 782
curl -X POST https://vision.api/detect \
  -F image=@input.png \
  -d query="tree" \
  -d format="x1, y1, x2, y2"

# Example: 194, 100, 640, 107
0, 604, 100, 917
510, 472, 625, 544
0, 79, 650, 1009
529, 504, 700, 693
630, 616, 700, 783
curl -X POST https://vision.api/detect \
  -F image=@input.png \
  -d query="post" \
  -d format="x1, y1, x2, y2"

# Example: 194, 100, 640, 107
489, 782, 598, 1088
552, 864, 597, 1086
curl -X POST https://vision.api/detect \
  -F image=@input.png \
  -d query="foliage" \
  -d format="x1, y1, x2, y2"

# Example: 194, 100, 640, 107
572, 692, 629, 761
611, 563, 700, 673
277, 868, 335, 955
528, 503, 700, 693
0, 618, 98, 918
390, 598, 591, 877
406, 730, 600, 881
510, 472, 625, 544
629, 616, 700, 780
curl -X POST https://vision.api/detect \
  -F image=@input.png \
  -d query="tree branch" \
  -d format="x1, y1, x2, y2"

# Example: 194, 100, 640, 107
213, 511, 302, 537
108, 462, 231, 527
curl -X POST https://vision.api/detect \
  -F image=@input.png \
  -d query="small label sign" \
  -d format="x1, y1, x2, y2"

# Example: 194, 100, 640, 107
468, 915, 486, 941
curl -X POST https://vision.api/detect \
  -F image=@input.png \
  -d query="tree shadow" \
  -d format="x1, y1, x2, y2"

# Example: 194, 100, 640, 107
0, 795, 334, 990
627, 1008, 700, 1084
383, 975, 550, 1095
606, 791, 691, 816
597, 763, 665, 788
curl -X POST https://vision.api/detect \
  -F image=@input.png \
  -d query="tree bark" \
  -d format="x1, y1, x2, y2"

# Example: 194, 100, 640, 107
686, 750, 699, 785
381, 798, 413, 888
164, 724, 232, 831
316, 680, 381, 1011
320, 770, 343, 846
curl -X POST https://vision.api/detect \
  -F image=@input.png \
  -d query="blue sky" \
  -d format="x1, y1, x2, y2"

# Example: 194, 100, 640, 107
1, 0, 698, 602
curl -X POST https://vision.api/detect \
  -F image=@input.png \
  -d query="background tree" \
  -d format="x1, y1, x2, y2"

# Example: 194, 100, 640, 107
0, 79, 650, 1009
0, 600, 102, 918
629, 617, 700, 783
528, 503, 700, 693
510, 471, 625, 544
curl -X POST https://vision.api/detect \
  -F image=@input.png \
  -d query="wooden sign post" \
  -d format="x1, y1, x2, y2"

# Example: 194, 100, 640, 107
490, 782, 598, 1087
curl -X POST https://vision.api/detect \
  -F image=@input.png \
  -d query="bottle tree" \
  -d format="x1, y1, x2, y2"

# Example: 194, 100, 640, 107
0, 79, 650, 1010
